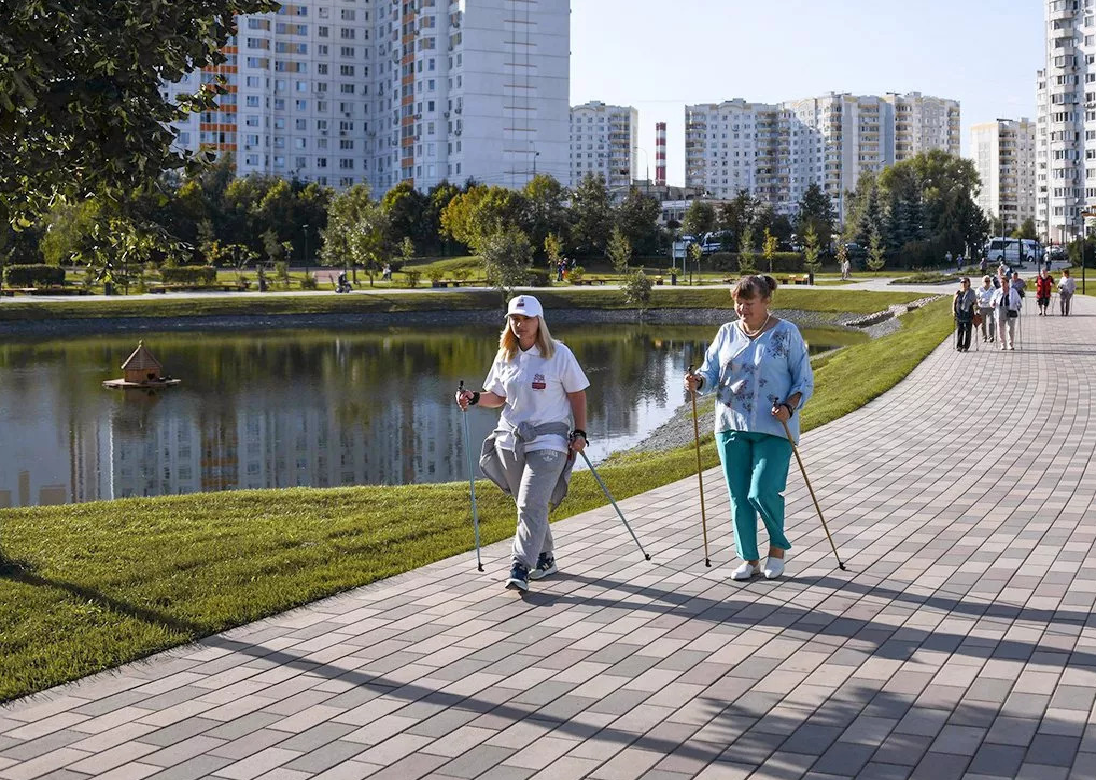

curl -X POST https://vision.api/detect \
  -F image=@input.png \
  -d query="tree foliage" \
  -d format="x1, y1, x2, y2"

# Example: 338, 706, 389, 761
607, 226, 632, 275
479, 226, 533, 299
796, 183, 834, 244
1, 0, 278, 230
570, 174, 613, 256
321, 184, 388, 283
802, 224, 822, 274
682, 201, 716, 238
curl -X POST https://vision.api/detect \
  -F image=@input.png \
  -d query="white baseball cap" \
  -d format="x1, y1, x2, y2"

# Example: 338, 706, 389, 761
507, 295, 543, 318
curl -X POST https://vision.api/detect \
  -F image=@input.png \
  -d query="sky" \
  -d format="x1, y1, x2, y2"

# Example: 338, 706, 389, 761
571, 0, 1044, 187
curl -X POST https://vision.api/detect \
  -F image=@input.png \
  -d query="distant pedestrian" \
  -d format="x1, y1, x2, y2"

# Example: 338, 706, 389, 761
1010, 272, 1027, 311
1035, 269, 1053, 315
953, 277, 975, 352
980, 256, 988, 276
1058, 268, 1076, 315
992, 279, 1021, 350
997, 261, 1010, 279
382, 262, 392, 281
840, 257, 850, 280
956, 253, 964, 272
556, 258, 566, 282
974, 276, 995, 343
945, 250, 953, 269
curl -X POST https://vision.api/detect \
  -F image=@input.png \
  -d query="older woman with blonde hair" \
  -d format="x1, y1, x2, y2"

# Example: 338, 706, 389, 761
456, 295, 590, 592
685, 275, 814, 580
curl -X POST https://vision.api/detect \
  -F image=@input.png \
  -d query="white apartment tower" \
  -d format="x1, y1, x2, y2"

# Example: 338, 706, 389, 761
167, 0, 571, 195
685, 92, 960, 220
972, 119, 1038, 231
1036, 0, 1091, 244
569, 101, 639, 189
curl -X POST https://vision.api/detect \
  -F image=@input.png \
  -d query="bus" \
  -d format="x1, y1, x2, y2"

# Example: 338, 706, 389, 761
984, 238, 1042, 266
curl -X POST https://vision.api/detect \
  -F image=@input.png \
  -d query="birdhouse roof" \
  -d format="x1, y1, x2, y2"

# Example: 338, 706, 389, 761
121, 341, 162, 371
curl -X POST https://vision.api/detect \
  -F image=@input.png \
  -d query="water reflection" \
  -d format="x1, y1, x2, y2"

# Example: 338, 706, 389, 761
0, 323, 862, 507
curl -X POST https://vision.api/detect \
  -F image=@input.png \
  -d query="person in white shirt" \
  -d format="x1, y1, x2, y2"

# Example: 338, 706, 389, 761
991, 279, 1022, 350
455, 295, 590, 592
1058, 268, 1076, 316
974, 276, 996, 343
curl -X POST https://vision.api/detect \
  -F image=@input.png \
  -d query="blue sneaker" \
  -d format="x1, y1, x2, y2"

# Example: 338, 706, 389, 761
505, 562, 530, 592
529, 553, 558, 581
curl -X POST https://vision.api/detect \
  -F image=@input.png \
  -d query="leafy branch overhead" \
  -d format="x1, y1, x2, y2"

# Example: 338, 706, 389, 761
0, 0, 278, 228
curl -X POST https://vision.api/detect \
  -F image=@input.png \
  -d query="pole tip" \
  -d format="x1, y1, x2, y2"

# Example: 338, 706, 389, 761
839, 563, 847, 571
645, 554, 652, 561
705, 559, 711, 567
477, 565, 484, 572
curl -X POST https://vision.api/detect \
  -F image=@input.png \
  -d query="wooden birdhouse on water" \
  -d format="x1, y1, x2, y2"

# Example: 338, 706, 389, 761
103, 341, 181, 389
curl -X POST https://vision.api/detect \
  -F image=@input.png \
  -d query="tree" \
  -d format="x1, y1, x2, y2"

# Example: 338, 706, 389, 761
623, 270, 652, 312
802, 224, 822, 275
440, 184, 527, 253
762, 227, 778, 272
381, 181, 429, 251
321, 184, 388, 284
607, 226, 632, 275
569, 174, 613, 256
2, 0, 278, 231
1013, 217, 1038, 240
796, 183, 834, 243
867, 229, 886, 271
738, 226, 756, 274
616, 186, 660, 256
718, 189, 758, 247
521, 174, 569, 256
855, 181, 885, 249
425, 181, 461, 255
479, 227, 534, 299
544, 233, 563, 270
682, 201, 716, 238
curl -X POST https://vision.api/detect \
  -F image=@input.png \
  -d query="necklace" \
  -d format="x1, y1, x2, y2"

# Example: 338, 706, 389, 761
740, 314, 773, 339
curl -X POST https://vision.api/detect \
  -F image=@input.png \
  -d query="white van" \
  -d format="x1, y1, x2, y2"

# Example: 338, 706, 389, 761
985, 238, 1042, 265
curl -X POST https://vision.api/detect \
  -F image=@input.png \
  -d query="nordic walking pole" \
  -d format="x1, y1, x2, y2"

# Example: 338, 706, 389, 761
780, 419, 846, 571
458, 381, 484, 572
687, 364, 711, 567
579, 450, 651, 561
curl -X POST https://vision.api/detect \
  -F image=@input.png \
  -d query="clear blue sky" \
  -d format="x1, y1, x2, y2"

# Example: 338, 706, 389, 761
571, 0, 1044, 186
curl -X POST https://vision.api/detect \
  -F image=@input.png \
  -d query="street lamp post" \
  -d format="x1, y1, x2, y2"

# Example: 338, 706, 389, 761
302, 224, 310, 277
634, 147, 650, 194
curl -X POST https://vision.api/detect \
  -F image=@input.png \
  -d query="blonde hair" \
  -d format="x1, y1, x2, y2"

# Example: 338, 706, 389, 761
500, 315, 556, 361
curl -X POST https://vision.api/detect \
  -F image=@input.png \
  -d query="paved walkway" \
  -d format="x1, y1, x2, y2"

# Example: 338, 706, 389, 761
3, 302, 1096, 780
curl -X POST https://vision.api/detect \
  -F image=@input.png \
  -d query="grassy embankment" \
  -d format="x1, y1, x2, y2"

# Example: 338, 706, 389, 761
0, 293, 951, 702
0, 286, 923, 323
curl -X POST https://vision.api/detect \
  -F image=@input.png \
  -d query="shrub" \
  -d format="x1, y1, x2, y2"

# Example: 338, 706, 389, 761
405, 270, 422, 288
300, 273, 319, 290
568, 265, 585, 284
160, 265, 217, 285
527, 268, 550, 287
452, 268, 471, 283
624, 269, 652, 309
4, 264, 66, 287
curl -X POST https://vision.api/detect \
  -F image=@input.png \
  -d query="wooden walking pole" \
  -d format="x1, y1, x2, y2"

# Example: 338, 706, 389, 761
688, 364, 711, 567
780, 419, 846, 571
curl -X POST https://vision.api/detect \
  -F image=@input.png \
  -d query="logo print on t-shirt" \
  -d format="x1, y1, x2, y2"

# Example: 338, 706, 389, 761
532, 373, 546, 390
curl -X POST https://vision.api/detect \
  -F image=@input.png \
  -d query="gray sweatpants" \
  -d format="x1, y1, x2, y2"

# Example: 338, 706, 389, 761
494, 445, 567, 568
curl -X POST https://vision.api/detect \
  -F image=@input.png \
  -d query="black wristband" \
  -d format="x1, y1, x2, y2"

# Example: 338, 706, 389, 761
571, 429, 588, 442
468, 391, 480, 406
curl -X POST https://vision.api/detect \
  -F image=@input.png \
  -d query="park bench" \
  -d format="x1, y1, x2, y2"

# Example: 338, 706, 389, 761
570, 277, 610, 286
149, 282, 251, 294
0, 286, 91, 296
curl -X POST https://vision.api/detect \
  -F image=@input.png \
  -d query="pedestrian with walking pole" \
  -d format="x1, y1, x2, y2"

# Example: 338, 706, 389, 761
455, 295, 590, 592
1059, 268, 1076, 315
684, 275, 814, 580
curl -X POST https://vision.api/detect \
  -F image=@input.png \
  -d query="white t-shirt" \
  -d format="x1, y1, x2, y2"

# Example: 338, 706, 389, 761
483, 341, 590, 453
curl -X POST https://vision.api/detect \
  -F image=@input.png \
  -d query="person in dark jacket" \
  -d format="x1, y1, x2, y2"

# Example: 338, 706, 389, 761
1036, 269, 1054, 315
953, 277, 976, 352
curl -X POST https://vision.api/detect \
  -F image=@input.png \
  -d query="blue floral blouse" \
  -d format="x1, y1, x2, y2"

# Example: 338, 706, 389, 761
694, 318, 814, 443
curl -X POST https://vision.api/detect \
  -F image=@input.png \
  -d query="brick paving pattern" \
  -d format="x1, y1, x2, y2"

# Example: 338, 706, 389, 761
3, 299, 1095, 779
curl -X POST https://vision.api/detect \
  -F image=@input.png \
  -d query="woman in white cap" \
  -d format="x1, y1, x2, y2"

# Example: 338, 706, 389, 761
455, 295, 590, 592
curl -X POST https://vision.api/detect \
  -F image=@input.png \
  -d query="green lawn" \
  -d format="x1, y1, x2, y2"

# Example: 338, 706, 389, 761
0, 297, 951, 702
0, 287, 924, 322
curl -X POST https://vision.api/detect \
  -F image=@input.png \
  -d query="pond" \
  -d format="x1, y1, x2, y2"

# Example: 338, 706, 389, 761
0, 322, 865, 507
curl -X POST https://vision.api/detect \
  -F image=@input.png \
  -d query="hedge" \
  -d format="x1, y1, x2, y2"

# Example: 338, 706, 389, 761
3, 264, 66, 287
160, 266, 217, 285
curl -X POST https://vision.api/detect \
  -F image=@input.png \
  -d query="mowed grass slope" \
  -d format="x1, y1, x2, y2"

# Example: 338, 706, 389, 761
0, 296, 951, 702
0, 286, 923, 322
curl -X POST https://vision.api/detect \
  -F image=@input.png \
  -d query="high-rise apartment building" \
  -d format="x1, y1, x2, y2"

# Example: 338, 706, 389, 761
168, 0, 570, 195
685, 92, 960, 219
972, 119, 1038, 231
1036, 0, 1091, 244
569, 101, 638, 189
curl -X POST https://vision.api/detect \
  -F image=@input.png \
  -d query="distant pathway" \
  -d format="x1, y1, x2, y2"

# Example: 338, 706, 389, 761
3, 298, 1096, 780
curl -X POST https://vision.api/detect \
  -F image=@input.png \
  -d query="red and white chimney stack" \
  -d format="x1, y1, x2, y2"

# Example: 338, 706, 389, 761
655, 122, 667, 187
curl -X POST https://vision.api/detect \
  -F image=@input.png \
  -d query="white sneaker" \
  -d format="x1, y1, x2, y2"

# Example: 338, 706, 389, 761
763, 557, 786, 580
731, 562, 759, 581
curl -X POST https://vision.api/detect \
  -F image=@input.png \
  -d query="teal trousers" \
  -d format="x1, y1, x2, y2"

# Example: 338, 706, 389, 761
715, 430, 793, 562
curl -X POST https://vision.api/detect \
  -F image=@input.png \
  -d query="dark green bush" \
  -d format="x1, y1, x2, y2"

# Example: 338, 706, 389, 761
160, 265, 217, 285
527, 268, 550, 287
3, 264, 66, 287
